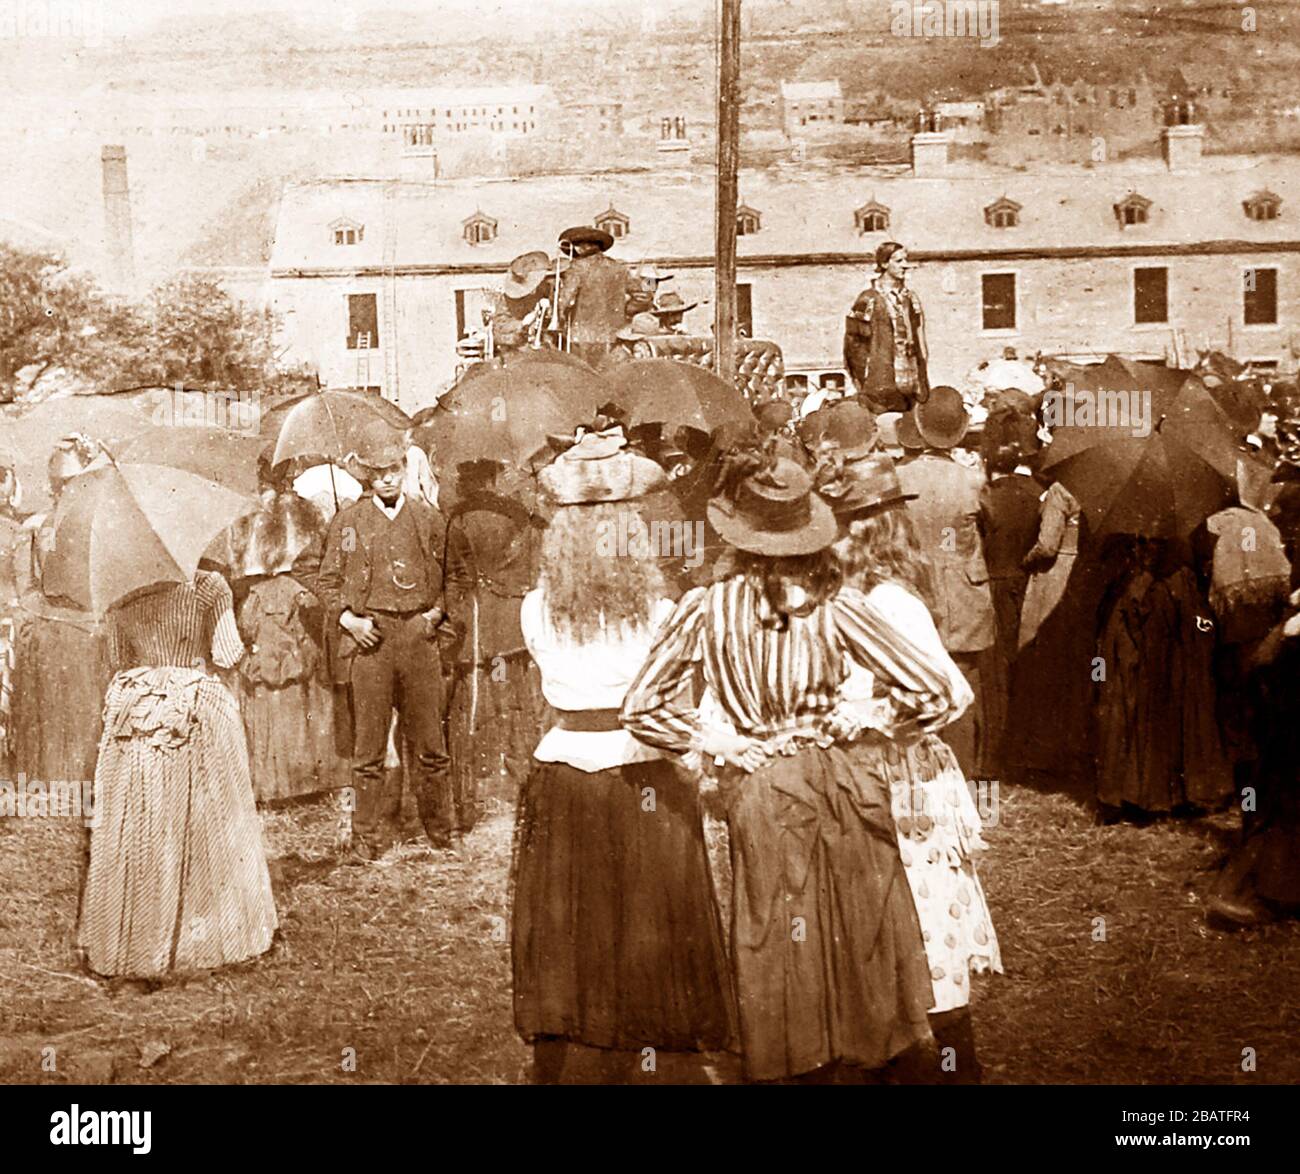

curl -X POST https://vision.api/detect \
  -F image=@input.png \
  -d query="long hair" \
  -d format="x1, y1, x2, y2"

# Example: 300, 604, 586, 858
832, 507, 937, 610
729, 548, 843, 622
538, 502, 666, 642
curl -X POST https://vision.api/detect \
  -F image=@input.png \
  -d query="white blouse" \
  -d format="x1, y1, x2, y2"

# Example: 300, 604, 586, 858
520, 589, 674, 773
841, 581, 974, 728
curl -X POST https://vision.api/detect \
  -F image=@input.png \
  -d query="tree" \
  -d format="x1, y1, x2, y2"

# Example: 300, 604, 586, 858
135, 274, 281, 391
0, 243, 141, 402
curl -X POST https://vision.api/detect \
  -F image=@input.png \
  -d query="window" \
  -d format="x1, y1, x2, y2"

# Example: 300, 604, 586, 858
1114, 193, 1152, 227
330, 218, 363, 246
1244, 268, 1278, 326
595, 206, 630, 239
462, 211, 498, 246
981, 273, 1016, 331
854, 199, 890, 234
736, 204, 761, 236
1134, 267, 1168, 325
736, 283, 753, 338
347, 294, 379, 350
984, 196, 1021, 229
454, 288, 494, 340
1244, 191, 1282, 222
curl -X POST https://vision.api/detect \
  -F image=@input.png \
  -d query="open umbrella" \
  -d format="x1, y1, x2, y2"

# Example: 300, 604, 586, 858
0, 396, 150, 515
457, 348, 596, 385
426, 363, 609, 474
120, 424, 269, 496
601, 358, 754, 432
266, 390, 412, 467
1040, 370, 1245, 540
41, 461, 259, 614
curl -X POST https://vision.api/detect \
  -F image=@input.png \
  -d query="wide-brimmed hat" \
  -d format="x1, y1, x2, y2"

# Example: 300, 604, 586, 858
503, 250, 566, 299
897, 385, 970, 451
708, 455, 837, 556
539, 425, 666, 505
617, 312, 663, 341
632, 262, 674, 286
652, 291, 697, 317
558, 225, 614, 255
350, 418, 407, 470
816, 451, 916, 521
802, 399, 877, 461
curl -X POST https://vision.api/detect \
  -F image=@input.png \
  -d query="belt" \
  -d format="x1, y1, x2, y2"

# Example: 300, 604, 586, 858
366, 607, 428, 619
554, 708, 623, 732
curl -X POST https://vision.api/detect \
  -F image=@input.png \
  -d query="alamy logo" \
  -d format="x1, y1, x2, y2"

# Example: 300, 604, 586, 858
890, 1, 1001, 46
1041, 386, 1153, 438
50, 1105, 151, 1155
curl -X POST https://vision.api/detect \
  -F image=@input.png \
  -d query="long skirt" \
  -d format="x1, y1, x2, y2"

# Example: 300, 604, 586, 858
718, 743, 934, 1081
242, 676, 348, 803
79, 667, 278, 978
445, 654, 548, 831
849, 735, 1002, 1013
512, 757, 733, 1052
10, 602, 111, 785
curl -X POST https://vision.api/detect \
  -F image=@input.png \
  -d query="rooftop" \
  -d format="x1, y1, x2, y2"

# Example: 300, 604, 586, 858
269, 152, 1300, 275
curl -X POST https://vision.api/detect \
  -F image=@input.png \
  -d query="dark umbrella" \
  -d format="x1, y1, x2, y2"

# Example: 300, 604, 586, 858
1041, 371, 1245, 540
426, 363, 609, 474
266, 390, 411, 467
41, 461, 259, 614
119, 425, 269, 496
601, 358, 755, 432
457, 348, 596, 384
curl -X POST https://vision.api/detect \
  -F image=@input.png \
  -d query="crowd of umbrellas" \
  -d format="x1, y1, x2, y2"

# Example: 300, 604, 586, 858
0, 345, 1275, 622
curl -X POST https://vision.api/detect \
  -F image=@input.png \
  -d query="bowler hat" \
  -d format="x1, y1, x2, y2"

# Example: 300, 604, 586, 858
708, 456, 837, 557
558, 225, 614, 255
897, 385, 970, 451
503, 250, 566, 299
803, 399, 878, 461
350, 418, 407, 469
816, 451, 916, 521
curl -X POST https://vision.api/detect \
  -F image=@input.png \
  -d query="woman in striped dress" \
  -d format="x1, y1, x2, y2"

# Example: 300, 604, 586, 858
621, 448, 964, 1083
817, 451, 1001, 1082
79, 570, 277, 978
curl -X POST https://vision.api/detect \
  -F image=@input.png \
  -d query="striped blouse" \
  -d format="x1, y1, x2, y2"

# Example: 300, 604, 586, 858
620, 575, 964, 756
107, 572, 245, 673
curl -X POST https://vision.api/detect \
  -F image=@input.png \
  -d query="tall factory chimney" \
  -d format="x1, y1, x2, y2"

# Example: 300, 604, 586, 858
100, 144, 136, 290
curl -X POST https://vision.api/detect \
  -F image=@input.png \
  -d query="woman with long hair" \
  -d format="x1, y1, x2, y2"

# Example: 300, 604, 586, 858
511, 426, 733, 1083
818, 451, 1002, 1082
621, 442, 965, 1083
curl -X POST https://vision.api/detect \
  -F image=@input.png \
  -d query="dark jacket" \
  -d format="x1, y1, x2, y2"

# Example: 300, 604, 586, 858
843, 284, 929, 413
978, 474, 1044, 581
559, 252, 635, 346
312, 496, 471, 683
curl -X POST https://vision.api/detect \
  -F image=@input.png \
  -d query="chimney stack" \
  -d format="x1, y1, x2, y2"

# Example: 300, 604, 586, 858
1161, 123, 1204, 173
910, 130, 951, 177
100, 145, 136, 290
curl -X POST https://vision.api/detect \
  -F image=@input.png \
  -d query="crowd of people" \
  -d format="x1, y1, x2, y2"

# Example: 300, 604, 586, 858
1, 234, 1298, 1085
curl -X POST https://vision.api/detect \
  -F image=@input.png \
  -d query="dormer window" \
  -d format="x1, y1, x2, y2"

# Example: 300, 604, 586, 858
330, 217, 364, 246
854, 199, 890, 234
1114, 193, 1152, 228
595, 206, 630, 239
462, 211, 498, 246
1244, 190, 1282, 222
984, 196, 1021, 229
736, 203, 762, 236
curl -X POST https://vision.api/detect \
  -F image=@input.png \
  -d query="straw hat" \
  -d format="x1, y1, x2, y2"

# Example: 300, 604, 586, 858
539, 425, 666, 505
708, 454, 836, 557
815, 451, 916, 521
503, 250, 566, 299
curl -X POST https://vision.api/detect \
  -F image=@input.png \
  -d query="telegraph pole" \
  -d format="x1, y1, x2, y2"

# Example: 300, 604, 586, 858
714, 0, 741, 386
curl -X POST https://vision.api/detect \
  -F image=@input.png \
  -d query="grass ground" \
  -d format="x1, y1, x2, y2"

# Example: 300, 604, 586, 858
2, 780, 1298, 1085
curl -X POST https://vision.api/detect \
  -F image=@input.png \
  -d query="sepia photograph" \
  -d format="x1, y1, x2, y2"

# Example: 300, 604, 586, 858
1, 0, 1297, 1155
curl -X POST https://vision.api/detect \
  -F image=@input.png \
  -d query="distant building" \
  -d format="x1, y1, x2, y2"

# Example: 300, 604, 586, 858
780, 80, 844, 136
379, 85, 550, 146
270, 121, 1300, 409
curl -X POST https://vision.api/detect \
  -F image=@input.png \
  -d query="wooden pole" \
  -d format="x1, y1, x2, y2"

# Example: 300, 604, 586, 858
714, 0, 741, 386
